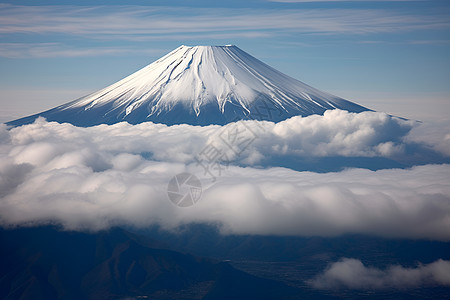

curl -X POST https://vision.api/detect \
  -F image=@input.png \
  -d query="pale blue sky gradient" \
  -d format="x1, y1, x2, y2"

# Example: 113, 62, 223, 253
0, 0, 449, 122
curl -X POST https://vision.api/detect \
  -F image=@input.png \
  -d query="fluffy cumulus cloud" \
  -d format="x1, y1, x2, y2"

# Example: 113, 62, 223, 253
1, 111, 450, 239
310, 258, 450, 290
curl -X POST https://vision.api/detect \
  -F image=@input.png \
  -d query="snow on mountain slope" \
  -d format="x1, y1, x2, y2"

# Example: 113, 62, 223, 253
8, 45, 369, 127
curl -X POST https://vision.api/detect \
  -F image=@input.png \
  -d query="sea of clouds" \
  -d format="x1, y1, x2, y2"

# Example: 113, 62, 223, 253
1, 110, 449, 242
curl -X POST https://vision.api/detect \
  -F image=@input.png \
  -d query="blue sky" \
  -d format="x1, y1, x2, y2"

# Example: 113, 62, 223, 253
0, 0, 449, 122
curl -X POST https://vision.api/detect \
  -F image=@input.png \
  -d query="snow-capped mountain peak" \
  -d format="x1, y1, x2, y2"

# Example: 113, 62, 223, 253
8, 45, 369, 127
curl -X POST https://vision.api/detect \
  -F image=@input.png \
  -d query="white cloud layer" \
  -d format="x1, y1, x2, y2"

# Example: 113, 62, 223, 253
310, 258, 450, 289
1, 111, 450, 240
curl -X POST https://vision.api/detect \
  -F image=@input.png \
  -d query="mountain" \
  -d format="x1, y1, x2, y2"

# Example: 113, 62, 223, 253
7, 45, 369, 127
0, 227, 306, 300
3, 226, 446, 299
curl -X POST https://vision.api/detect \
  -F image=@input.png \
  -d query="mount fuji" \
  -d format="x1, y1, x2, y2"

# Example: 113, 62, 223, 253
8, 45, 369, 127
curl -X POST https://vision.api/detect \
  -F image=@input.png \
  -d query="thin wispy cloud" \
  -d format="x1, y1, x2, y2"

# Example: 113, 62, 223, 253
409, 39, 450, 45
270, 0, 421, 2
0, 4, 447, 58
0, 43, 163, 59
0, 4, 447, 37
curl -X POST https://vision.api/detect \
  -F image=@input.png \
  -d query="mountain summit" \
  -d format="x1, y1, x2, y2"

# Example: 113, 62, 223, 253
8, 45, 369, 127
